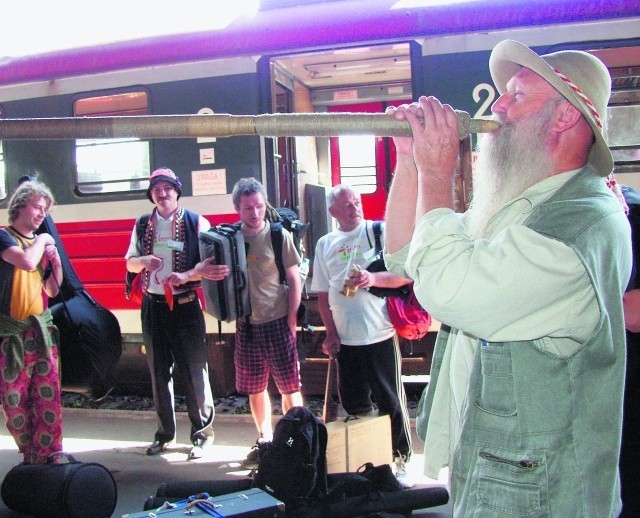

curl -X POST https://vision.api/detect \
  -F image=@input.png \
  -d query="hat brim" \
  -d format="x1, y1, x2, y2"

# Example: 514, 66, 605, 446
149, 175, 178, 186
489, 40, 613, 177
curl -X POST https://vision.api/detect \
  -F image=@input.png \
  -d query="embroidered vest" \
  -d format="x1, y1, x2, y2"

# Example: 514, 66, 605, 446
139, 208, 201, 293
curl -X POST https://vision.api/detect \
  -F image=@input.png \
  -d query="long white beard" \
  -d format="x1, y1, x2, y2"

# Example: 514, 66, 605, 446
466, 103, 557, 239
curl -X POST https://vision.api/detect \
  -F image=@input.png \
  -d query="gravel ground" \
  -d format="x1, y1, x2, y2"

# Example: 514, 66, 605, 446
63, 392, 330, 417
61, 392, 420, 418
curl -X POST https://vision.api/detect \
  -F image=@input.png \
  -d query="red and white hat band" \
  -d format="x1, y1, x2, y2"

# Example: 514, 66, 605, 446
552, 67, 603, 129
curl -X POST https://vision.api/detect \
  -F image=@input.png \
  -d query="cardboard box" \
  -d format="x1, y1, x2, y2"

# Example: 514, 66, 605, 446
325, 414, 392, 473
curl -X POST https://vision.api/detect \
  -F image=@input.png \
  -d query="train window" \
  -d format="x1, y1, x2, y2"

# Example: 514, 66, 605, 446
73, 92, 151, 194
606, 65, 640, 176
607, 104, 640, 175
336, 135, 377, 194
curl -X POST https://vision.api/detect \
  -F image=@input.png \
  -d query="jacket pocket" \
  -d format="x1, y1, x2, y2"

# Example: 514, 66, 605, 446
474, 341, 517, 416
476, 449, 546, 516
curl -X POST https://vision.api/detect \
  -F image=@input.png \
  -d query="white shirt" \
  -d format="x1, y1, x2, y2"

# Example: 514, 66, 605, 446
125, 210, 210, 295
311, 220, 395, 345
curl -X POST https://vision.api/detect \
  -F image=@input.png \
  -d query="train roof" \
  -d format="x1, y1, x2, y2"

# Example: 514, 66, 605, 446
1, 0, 639, 87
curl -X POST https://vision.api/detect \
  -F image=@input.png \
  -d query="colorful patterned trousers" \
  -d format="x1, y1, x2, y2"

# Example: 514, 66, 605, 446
0, 326, 63, 463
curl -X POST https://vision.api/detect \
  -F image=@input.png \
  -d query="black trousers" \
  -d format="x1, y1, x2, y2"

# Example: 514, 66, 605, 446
336, 336, 412, 458
620, 331, 640, 517
141, 293, 215, 445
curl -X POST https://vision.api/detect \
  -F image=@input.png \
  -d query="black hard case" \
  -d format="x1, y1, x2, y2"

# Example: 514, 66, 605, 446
199, 224, 251, 323
1, 452, 117, 518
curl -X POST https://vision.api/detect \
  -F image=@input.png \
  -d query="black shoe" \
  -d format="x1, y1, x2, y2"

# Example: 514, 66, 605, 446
242, 438, 268, 469
146, 440, 172, 456
358, 461, 407, 491
189, 436, 214, 460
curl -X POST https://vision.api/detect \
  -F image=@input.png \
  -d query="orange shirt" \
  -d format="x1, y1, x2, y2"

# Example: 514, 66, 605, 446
5, 230, 45, 320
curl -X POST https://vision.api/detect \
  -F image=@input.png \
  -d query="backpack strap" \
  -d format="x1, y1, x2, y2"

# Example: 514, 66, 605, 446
135, 214, 151, 254
365, 221, 373, 250
372, 221, 383, 254
270, 221, 287, 285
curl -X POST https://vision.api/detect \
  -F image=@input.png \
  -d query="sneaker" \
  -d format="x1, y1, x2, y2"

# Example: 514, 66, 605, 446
393, 451, 414, 488
146, 439, 174, 456
242, 437, 269, 470
189, 436, 214, 460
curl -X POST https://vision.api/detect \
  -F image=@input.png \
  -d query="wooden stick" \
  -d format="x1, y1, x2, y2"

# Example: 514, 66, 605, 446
322, 358, 340, 424
0, 111, 499, 141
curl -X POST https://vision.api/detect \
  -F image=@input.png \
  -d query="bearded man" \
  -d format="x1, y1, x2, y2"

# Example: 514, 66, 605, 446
384, 40, 630, 516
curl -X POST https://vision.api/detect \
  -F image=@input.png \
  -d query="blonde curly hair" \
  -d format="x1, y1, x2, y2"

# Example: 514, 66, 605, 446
7, 180, 54, 225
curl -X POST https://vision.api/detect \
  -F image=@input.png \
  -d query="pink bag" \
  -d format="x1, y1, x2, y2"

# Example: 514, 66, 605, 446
386, 285, 431, 340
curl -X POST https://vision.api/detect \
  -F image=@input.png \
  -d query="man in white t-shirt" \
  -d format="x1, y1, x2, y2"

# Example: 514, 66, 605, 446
311, 185, 412, 464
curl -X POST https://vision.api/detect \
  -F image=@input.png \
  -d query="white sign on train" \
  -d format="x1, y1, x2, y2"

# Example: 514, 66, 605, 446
200, 148, 215, 165
192, 169, 227, 196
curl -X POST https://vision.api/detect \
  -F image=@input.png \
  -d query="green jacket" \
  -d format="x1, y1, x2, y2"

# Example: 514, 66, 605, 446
417, 168, 630, 516
0, 309, 58, 378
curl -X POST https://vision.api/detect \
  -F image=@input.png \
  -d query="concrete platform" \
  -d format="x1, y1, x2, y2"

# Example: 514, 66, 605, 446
0, 408, 451, 517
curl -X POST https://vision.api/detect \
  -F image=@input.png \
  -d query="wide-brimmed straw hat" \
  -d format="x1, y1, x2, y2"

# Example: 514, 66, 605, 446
489, 40, 613, 177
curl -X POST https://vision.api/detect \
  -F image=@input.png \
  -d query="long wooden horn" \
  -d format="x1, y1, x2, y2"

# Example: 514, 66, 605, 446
0, 111, 498, 141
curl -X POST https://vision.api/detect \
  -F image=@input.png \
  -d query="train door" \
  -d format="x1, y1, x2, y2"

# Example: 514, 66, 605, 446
329, 101, 405, 220
274, 83, 298, 210
258, 56, 300, 212
268, 42, 414, 220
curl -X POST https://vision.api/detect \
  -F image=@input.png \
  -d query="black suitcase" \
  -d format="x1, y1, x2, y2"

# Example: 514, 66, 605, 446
1, 452, 117, 518
126, 488, 284, 517
199, 224, 251, 323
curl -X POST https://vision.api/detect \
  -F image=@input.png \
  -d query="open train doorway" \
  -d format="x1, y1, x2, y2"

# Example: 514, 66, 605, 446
270, 42, 414, 220
328, 100, 408, 221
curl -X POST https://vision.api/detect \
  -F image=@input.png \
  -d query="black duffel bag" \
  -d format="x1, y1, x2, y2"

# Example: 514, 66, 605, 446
1, 452, 117, 518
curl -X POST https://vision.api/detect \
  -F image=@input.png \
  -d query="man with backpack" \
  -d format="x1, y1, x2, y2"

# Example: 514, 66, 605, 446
311, 185, 413, 468
226, 177, 304, 468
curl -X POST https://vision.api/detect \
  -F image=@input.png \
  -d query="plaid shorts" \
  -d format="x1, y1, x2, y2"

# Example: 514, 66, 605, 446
234, 316, 301, 395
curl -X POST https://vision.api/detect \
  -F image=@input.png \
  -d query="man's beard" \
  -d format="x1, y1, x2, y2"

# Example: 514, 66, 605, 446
466, 101, 557, 239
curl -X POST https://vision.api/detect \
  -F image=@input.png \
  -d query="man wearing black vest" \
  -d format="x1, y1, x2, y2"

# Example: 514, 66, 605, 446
125, 168, 226, 459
